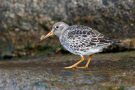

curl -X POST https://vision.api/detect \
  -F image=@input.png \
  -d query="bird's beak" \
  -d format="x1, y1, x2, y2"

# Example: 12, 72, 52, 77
40, 31, 54, 41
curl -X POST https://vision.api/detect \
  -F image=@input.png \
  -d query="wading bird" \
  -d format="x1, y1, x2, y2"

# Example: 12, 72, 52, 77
40, 22, 111, 69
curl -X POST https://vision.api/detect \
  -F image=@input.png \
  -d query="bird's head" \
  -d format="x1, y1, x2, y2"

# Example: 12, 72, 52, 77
40, 22, 69, 41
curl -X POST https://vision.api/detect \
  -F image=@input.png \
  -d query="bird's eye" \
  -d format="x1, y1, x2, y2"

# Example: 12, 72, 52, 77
55, 26, 59, 29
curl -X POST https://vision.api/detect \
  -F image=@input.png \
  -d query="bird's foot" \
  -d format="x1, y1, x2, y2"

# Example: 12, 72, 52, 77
76, 66, 88, 69
64, 66, 88, 69
64, 65, 78, 69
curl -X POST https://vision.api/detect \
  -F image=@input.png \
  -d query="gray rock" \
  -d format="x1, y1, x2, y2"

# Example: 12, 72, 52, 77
0, 0, 135, 57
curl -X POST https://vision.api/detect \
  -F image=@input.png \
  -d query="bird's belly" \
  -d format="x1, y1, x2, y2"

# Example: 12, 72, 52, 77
60, 38, 77, 54
61, 44, 103, 56
86, 48, 102, 55
77, 48, 103, 56
59, 37, 103, 56
60, 41, 103, 56
62, 44, 78, 55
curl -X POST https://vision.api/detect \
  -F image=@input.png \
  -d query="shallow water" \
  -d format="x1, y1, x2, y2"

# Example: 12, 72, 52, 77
0, 51, 135, 90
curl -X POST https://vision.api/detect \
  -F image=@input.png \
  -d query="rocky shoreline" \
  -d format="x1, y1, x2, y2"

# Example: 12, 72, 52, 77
0, 51, 135, 90
0, 0, 135, 57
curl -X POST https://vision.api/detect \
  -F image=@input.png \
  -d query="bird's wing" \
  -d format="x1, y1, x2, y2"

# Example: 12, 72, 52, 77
63, 25, 111, 52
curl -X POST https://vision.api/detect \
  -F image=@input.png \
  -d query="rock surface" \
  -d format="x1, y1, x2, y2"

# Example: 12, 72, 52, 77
0, 51, 135, 90
0, 0, 135, 57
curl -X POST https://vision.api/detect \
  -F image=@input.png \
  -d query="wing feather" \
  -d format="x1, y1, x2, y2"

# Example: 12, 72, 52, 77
60, 25, 111, 54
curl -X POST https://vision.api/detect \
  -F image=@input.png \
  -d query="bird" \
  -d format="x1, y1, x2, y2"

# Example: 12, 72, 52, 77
40, 22, 112, 69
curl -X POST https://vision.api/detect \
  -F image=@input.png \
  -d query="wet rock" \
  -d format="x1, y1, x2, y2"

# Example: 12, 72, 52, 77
0, 51, 134, 89
0, 0, 135, 57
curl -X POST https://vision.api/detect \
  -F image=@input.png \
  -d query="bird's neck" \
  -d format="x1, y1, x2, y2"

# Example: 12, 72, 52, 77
56, 29, 65, 39
56, 25, 69, 38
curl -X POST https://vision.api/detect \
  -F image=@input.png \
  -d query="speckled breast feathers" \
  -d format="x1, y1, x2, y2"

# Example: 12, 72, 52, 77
60, 25, 111, 55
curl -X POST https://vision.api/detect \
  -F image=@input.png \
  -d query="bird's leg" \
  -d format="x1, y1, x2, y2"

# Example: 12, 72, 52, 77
77, 55, 93, 69
64, 56, 85, 69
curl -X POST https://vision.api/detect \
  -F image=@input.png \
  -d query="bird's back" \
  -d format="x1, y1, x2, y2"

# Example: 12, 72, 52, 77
60, 25, 111, 55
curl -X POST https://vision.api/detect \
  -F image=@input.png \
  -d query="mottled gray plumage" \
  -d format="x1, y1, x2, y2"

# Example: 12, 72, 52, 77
52, 22, 111, 56
40, 22, 113, 69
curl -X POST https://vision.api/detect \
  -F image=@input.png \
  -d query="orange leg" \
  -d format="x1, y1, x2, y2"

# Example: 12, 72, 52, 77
64, 56, 85, 69
77, 55, 93, 69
